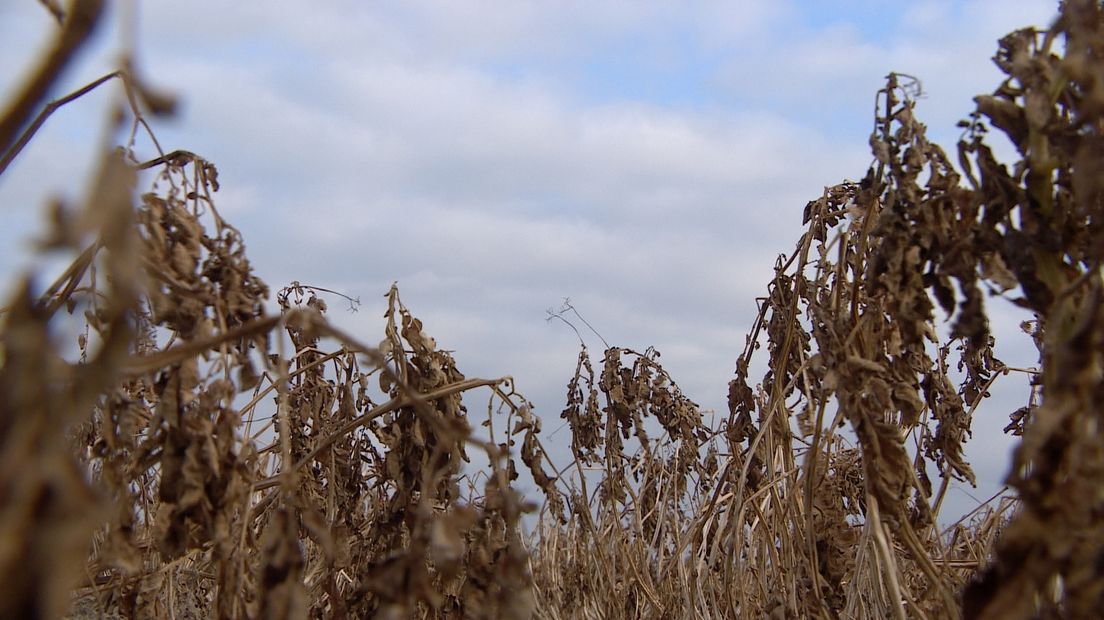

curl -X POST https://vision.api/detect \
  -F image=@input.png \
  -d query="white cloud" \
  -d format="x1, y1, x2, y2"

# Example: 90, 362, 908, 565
0, 0, 1063, 521
713, 0, 1057, 146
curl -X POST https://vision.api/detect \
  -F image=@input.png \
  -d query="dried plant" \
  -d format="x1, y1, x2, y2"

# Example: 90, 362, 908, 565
532, 1, 1104, 618
2, 1, 1103, 619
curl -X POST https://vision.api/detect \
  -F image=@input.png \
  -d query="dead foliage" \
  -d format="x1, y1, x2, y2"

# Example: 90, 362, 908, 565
1, 4, 557, 619
2, 1, 1104, 618
531, 1, 1104, 618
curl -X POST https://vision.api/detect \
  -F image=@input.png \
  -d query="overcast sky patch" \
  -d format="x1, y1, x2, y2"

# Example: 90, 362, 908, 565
0, 0, 1062, 520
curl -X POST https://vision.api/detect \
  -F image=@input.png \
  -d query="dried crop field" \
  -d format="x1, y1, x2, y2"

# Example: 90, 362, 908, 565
2, 1, 1103, 618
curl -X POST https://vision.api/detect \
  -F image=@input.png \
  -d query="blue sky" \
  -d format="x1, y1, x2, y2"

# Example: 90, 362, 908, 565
0, 0, 1060, 519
